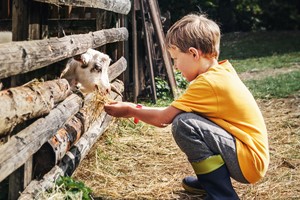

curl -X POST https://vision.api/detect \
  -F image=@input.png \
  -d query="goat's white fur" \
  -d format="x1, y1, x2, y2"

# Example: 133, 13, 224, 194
60, 48, 112, 94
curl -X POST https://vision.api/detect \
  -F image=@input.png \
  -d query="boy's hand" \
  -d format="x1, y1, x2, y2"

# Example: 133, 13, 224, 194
104, 101, 136, 118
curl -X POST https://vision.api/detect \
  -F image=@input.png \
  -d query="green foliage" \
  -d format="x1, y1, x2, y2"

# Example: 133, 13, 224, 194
175, 71, 188, 89
158, 0, 300, 32
245, 71, 300, 99
54, 176, 93, 200
155, 76, 171, 100
260, 0, 300, 30
233, 0, 262, 31
153, 71, 187, 103
36, 176, 93, 199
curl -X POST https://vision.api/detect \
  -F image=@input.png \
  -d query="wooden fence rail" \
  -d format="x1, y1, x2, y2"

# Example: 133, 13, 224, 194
34, 0, 131, 15
0, 79, 71, 137
34, 58, 127, 178
0, 56, 127, 183
0, 93, 83, 183
0, 27, 128, 79
19, 81, 123, 199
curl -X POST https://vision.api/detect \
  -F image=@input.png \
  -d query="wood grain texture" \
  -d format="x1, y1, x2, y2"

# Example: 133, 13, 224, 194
0, 27, 128, 79
33, 0, 131, 15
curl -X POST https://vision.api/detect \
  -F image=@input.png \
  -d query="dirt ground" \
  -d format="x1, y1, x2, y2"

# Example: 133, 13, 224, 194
73, 69, 300, 199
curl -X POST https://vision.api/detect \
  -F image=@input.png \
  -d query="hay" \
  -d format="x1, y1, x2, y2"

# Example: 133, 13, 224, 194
73, 94, 300, 199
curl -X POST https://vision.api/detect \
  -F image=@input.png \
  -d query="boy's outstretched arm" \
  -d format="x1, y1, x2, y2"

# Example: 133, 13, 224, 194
104, 101, 182, 128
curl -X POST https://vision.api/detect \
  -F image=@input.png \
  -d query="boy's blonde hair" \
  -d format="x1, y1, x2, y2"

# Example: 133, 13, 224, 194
166, 14, 220, 59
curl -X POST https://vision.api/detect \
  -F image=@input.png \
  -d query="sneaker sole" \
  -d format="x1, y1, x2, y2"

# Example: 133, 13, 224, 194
182, 181, 206, 195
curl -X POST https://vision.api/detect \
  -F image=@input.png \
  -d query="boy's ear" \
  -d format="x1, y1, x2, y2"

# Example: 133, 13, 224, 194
188, 47, 201, 59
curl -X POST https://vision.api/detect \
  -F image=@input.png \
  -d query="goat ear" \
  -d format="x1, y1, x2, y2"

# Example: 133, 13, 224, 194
102, 56, 111, 64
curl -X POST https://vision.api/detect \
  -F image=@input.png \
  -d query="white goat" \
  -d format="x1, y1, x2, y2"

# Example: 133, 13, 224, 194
61, 48, 121, 96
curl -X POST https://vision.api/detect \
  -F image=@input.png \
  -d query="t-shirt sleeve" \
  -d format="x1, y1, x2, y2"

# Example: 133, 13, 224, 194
171, 77, 218, 115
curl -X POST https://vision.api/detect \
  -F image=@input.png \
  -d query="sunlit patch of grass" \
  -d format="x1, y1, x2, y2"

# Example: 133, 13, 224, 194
245, 71, 300, 99
230, 52, 300, 73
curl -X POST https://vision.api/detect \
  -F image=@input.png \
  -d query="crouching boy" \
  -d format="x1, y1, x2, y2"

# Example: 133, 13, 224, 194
104, 13, 269, 199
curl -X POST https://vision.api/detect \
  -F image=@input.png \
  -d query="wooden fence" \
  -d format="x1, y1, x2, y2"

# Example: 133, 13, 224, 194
0, 0, 131, 199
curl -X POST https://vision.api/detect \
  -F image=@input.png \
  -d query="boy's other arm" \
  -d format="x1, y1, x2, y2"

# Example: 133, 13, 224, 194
104, 102, 182, 127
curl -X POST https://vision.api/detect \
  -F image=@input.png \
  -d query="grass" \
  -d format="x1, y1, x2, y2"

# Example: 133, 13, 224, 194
220, 31, 300, 59
220, 31, 300, 73
245, 71, 300, 99
219, 31, 300, 99
228, 52, 300, 73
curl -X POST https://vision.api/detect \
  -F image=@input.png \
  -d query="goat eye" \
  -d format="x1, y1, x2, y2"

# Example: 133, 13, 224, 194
91, 63, 102, 73
81, 63, 88, 68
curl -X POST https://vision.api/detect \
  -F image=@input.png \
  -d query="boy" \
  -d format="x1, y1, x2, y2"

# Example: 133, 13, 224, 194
104, 14, 269, 199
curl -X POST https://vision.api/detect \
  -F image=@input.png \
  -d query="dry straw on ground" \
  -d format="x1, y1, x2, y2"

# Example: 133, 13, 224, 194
73, 93, 300, 199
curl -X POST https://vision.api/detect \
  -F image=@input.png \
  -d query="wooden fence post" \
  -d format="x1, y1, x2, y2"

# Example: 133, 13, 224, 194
147, 0, 178, 98
132, 0, 139, 103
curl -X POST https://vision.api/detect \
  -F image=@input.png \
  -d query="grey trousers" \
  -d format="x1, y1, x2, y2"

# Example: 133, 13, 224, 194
171, 113, 249, 183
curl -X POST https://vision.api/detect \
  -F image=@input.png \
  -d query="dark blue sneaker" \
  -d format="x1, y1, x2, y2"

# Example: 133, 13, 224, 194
182, 176, 206, 195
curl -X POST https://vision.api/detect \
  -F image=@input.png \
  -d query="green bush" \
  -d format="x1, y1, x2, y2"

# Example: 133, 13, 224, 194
175, 71, 188, 89
155, 76, 171, 100
37, 176, 93, 200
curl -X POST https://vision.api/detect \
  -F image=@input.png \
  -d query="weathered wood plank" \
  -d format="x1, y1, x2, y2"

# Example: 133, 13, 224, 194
0, 56, 126, 182
147, 0, 178, 98
140, 0, 157, 103
33, 58, 126, 178
0, 94, 83, 183
19, 83, 123, 200
108, 56, 127, 81
34, 80, 124, 178
12, 0, 29, 42
132, 0, 139, 103
8, 166, 23, 200
19, 114, 113, 200
0, 79, 71, 137
33, 0, 131, 15
9, 1, 32, 198
0, 18, 97, 34
0, 27, 128, 79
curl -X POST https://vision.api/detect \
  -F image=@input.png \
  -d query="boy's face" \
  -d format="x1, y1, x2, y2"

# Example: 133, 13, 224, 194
168, 46, 201, 82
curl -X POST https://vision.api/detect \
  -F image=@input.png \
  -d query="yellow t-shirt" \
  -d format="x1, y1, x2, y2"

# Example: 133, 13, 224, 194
171, 60, 269, 183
